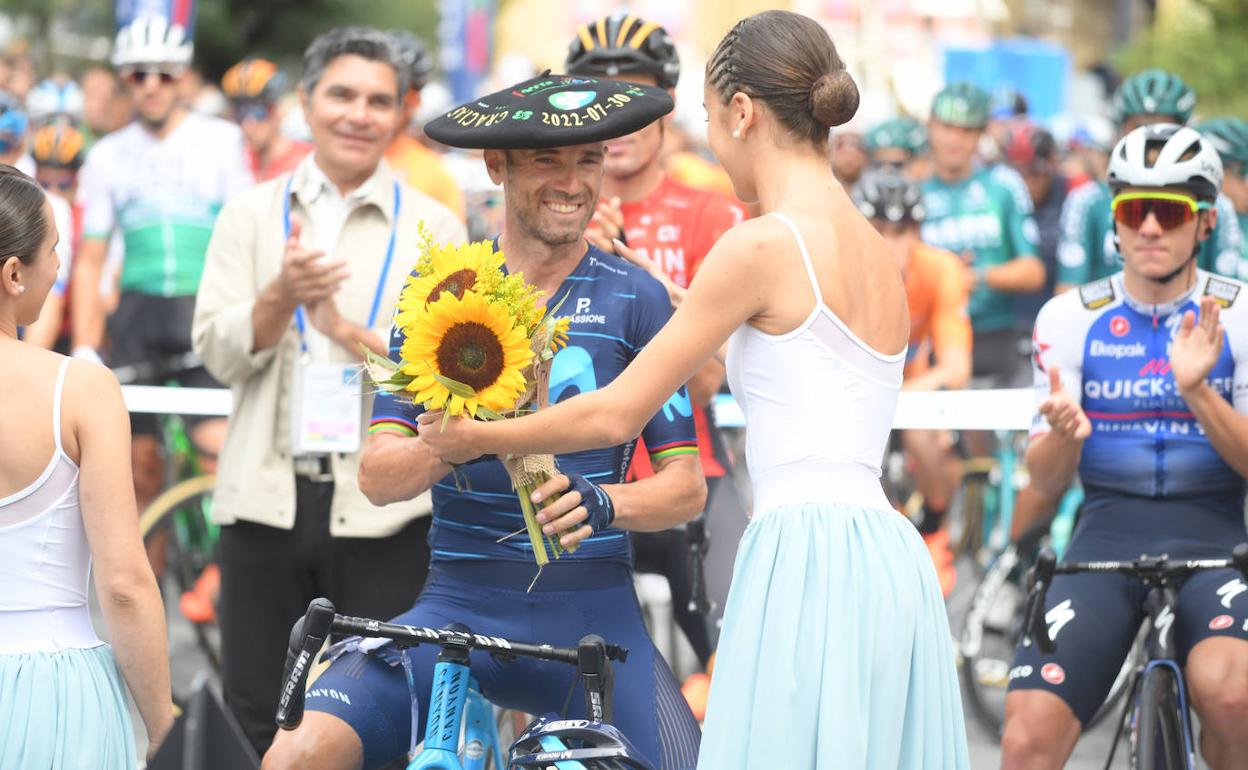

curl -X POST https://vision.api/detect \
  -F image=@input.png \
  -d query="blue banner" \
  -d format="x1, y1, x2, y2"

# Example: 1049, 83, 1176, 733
115, 0, 197, 38
438, 0, 494, 103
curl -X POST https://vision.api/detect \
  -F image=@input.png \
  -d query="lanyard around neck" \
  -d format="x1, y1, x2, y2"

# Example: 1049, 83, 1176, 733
282, 174, 401, 352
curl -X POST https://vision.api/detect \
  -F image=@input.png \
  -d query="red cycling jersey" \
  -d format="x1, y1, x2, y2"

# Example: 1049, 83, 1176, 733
622, 175, 746, 480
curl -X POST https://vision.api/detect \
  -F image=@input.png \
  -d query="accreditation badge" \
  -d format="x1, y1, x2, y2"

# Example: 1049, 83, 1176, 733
291, 359, 363, 455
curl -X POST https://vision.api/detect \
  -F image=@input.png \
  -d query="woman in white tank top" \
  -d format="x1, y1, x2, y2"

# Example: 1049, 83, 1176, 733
0, 165, 173, 767
419, 11, 969, 768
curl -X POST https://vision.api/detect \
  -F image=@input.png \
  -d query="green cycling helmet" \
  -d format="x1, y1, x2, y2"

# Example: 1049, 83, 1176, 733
1195, 116, 1248, 169
1112, 69, 1196, 125
930, 81, 991, 129
865, 117, 928, 155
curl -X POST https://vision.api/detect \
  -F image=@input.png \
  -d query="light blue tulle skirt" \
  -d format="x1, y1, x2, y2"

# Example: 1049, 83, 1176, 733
697, 503, 970, 770
0, 643, 138, 769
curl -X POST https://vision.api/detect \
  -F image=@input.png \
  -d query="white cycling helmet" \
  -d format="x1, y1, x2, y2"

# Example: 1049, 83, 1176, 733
112, 16, 193, 68
26, 78, 85, 123
1107, 123, 1223, 201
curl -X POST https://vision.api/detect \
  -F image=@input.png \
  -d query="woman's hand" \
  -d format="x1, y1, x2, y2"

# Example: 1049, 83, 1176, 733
416, 411, 486, 464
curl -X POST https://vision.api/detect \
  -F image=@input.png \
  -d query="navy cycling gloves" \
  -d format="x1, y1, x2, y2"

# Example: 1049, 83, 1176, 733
564, 473, 616, 534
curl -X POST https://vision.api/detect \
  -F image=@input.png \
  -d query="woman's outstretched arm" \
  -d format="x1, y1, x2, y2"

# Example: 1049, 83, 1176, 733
419, 223, 771, 462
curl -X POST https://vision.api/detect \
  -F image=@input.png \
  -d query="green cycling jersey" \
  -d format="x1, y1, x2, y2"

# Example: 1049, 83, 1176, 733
920, 165, 1040, 333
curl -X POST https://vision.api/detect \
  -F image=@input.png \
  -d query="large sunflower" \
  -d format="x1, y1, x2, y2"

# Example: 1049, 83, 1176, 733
399, 240, 505, 317
399, 290, 534, 417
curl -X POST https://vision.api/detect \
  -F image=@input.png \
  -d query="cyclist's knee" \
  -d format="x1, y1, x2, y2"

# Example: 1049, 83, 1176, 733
262, 712, 364, 770
1187, 637, 1248, 738
1000, 691, 1080, 770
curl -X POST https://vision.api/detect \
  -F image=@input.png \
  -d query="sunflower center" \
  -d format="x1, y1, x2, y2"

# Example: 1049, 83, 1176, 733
426, 269, 478, 304
436, 321, 506, 391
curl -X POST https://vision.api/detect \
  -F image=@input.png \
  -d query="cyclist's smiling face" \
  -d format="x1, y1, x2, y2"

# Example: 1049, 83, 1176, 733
927, 119, 981, 178
601, 73, 665, 181
486, 145, 605, 246
301, 54, 401, 181
1117, 186, 1216, 280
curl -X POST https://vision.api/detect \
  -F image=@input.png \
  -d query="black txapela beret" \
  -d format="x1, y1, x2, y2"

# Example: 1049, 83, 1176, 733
424, 73, 674, 150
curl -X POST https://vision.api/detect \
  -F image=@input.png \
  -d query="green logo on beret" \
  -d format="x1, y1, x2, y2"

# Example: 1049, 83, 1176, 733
549, 91, 597, 111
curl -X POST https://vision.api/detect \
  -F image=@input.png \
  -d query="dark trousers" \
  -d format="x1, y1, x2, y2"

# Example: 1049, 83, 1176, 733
218, 477, 431, 756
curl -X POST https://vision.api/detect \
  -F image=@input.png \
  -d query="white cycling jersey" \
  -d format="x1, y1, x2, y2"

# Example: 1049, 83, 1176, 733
76, 112, 252, 297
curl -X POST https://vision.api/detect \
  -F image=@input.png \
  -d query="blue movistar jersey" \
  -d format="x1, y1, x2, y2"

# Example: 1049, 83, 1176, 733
1031, 270, 1248, 519
370, 244, 698, 566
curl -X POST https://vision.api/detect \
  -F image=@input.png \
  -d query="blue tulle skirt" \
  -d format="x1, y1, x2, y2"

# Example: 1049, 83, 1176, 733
697, 503, 970, 769
0, 643, 138, 769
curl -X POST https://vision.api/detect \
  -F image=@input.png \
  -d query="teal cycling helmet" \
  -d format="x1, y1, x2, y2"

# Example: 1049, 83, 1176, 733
865, 117, 927, 156
930, 81, 991, 129
1112, 69, 1196, 125
1195, 116, 1248, 170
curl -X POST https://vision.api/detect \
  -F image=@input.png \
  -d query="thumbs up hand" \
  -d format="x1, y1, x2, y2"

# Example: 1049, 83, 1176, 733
1038, 365, 1091, 441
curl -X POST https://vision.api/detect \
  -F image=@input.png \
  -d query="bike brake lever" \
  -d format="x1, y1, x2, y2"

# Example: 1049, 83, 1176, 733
1233, 543, 1248, 580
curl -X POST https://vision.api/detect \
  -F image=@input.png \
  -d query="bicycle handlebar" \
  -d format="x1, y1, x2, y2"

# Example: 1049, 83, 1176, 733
1022, 543, 1248, 654
275, 598, 630, 731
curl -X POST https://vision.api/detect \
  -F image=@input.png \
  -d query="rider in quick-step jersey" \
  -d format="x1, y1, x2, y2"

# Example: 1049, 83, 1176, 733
1001, 124, 1248, 770
1056, 70, 1246, 292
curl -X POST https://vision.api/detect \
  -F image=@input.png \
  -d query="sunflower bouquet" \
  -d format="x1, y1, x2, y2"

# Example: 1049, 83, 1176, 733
364, 228, 574, 575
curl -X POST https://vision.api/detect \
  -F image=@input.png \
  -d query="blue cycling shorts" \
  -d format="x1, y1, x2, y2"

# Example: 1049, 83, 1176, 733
306, 560, 701, 770
1008, 493, 1248, 726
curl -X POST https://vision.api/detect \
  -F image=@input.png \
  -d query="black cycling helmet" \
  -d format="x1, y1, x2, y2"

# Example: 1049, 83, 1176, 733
387, 29, 434, 91
853, 171, 926, 225
565, 13, 680, 90
508, 715, 655, 770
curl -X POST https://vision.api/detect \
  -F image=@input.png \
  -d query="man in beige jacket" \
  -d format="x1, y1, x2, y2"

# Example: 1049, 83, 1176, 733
192, 26, 464, 754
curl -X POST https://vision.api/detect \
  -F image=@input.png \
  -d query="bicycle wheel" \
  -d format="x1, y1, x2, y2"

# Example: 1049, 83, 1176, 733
958, 543, 1026, 739
1134, 666, 1189, 770
139, 474, 221, 676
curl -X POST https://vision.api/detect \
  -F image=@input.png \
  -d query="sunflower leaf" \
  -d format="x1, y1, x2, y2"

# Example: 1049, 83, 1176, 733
431, 373, 478, 399
474, 406, 506, 421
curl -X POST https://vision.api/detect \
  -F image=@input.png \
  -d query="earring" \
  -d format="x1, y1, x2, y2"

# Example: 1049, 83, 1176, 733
732, 129, 741, 139
16, 286, 24, 294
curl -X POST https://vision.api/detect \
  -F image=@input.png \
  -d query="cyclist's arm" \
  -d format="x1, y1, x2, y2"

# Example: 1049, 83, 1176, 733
1054, 186, 1097, 293
988, 180, 1045, 293
358, 430, 453, 506
72, 361, 174, 753
906, 252, 972, 391
985, 255, 1045, 294
1211, 196, 1248, 281
70, 237, 108, 352
71, 145, 114, 353
193, 195, 284, 384
358, 314, 455, 505
601, 452, 705, 531
1024, 301, 1086, 498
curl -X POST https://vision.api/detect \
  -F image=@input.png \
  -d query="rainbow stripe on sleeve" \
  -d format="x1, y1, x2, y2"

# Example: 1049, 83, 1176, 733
647, 440, 699, 463
369, 418, 418, 437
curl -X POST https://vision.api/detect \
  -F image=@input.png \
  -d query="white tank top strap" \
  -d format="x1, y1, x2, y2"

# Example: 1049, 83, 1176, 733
768, 212, 823, 306
52, 357, 71, 455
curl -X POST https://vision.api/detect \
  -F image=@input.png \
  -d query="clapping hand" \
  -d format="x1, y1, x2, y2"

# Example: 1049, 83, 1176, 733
278, 214, 350, 306
1039, 365, 1091, 441
1170, 296, 1225, 394
416, 411, 485, 465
